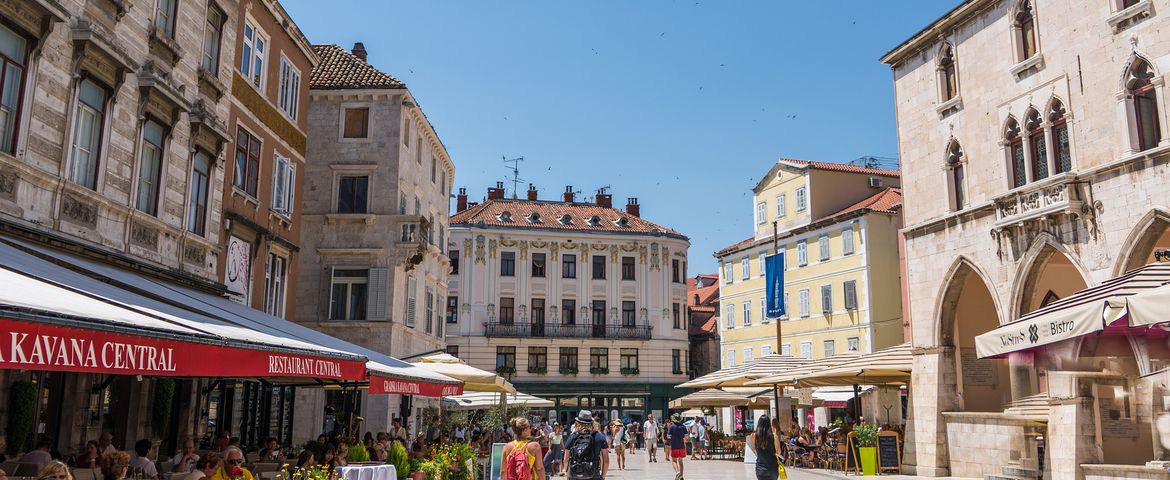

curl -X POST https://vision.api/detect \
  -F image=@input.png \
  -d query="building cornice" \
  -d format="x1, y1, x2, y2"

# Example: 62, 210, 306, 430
449, 223, 690, 243
715, 208, 893, 259
879, 0, 993, 67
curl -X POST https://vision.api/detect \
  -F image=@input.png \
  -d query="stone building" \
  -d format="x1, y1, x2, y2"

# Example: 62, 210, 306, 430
0, 0, 236, 456
884, 0, 1170, 478
446, 185, 691, 425
687, 273, 721, 379
295, 43, 455, 436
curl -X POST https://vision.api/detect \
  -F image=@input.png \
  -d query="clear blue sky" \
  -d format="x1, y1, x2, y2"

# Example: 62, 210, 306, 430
283, 0, 959, 273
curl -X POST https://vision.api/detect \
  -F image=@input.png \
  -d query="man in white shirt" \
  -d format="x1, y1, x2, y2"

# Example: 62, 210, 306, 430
18, 438, 53, 471
171, 438, 200, 473
642, 415, 660, 463
129, 439, 159, 480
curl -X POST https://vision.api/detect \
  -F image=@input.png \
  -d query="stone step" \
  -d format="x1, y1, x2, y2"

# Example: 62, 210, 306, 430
1001, 465, 1039, 479
984, 475, 1035, 480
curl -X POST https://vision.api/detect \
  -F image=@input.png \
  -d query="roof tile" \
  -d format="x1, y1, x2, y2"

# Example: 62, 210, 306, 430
779, 158, 900, 177
450, 199, 686, 239
310, 44, 406, 90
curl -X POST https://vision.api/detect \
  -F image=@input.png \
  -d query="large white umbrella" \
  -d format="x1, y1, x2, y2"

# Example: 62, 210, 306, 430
442, 392, 553, 410
412, 353, 516, 394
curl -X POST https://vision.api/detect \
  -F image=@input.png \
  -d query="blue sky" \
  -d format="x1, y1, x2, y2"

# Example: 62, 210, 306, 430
283, 0, 959, 273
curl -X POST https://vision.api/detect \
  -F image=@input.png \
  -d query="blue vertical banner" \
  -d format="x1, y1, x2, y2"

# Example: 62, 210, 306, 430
765, 252, 785, 318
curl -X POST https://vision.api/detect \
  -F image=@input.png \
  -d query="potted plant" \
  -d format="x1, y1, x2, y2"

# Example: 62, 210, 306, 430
407, 457, 424, 480
853, 423, 879, 476
388, 441, 410, 480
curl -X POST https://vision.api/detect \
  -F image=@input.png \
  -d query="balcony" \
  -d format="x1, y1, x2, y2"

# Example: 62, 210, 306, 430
484, 322, 652, 340
992, 177, 1085, 230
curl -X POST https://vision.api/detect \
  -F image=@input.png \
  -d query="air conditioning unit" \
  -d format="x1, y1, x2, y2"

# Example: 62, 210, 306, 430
868, 177, 883, 188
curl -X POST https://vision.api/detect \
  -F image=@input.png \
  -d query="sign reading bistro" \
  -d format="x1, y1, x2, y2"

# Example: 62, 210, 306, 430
0, 319, 366, 380
974, 303, 1105, 359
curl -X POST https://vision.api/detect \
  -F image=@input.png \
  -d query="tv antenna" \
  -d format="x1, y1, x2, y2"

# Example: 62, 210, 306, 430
503, 156, 525, 199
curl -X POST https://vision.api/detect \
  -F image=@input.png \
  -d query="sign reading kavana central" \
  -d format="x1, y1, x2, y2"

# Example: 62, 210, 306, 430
765, 252, 786, 318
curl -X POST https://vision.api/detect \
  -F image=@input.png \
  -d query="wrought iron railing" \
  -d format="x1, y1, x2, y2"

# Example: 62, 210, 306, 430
484, 322, 651, 340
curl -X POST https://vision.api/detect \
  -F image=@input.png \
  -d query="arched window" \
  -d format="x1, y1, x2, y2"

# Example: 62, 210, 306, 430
1005, 117, 1026, 188
1128, 58, 1161, 151
938, 43, 958, 101
1015, 1, 1038, 60
947, 140, 967, 211
1049, 99, 1071, 173
1025, 108, 1048, 180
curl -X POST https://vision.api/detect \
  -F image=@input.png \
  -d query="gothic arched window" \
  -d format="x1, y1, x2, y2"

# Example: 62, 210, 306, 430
1128, 58, 1161, 151
1025, 108, 1048, 180
947, 140, 967, 211
1004, 117, 1026, 188
1048, 99, 1071, 173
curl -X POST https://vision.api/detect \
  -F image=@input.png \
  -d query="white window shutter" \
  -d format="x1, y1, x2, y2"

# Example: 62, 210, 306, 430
286, 161, 296, 214
366, 267, 389, 320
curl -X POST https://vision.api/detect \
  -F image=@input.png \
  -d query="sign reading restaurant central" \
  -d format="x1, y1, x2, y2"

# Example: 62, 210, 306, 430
0, 319, 366, 380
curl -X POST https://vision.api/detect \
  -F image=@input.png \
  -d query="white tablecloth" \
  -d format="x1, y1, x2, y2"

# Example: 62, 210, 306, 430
333, 464, 397, 480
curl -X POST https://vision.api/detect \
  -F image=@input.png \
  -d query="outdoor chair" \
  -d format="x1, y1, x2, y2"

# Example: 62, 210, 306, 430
71, 469, 98, 480
1, 462, 40, 477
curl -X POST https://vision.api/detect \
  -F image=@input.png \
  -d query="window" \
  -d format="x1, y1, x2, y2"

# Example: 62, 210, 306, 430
528, 347, 547, 373
726, 349, 736, 367
756, 202, 766, 224
234, 128, 261, 197
760, 297, 767, 323
795, 187, 807, 211
187, 151, 212, 235
844, 280, 858, 310
436, 295, 444, 338
672, 349, 683, 374
402, 120, 411, 146
672, 303, 681, 329
136, 120, 166, 216
449, 250, 460, 275
776, 194, 786, 217
761, 345, 773, 356
848, 337, 860, 352
797, 240, 808, 266
272, 156, 295, 215
329, 269, 368, 320
1129, 58, 1162, 151
446, 295, 458, 324
399, 223, 417, 243
424, 288, 434, 334
1026, 108, 1048, 181
69, 79, 108, 189
531, 299, 546, 325
818, 235, 830, 261
824, 340, 836, 358
759, 254, 767, 277
799, 289, 810, 317
496, 346, 515, 371
240, 20, 266, 89
405, 276, 416, 326
446, 345, 459, 358
621, 301, 636, 327
343, 107, 369, 138
938, 43, 958, 101
781, 344, 792, 356
263, 253, 287, 317
277, 58, 301, 120
532, 253, 547, 278
741, 257, 750, 280
430, 155, 437, 184
414, 195, 421, 215
560, 347, 578, 373
592, 255, 607, 279
742, 302, 752, 327
154, 0, 177, 38
821, 285, 833, 313
591, 300, 606, 330
1015, 0, 1037, 61
621, 257, 635, 280
201, 5, 224, 74
672, 259, 681, 283
499, 297, 515, 324
336, 176, 368, 213
783, 292, 789, 319
725, 304, 735, 328
562, 299, 576, 325
620, 348, 638, 371
415, 141, 422, 164
947, 140, 967, 211
800, 341, 812, 359
744, 347, 753, 362
500, 252, 516, 277
1050, 99, 1071, 173
723, 262, 733, 284
0, 24, 29, 154
590, 347, 609, 373
842, 228, 855, 255
1005, 117, 1026, 188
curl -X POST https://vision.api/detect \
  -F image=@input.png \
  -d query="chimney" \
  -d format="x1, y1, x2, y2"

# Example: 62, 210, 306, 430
352, 42, 367, 62
596, 190, 612, 209
487, 181, 505, 200
456, 188, 468, 212
563, 185, 575, 203
626, 198, 640, 217
527, 184, 538, 201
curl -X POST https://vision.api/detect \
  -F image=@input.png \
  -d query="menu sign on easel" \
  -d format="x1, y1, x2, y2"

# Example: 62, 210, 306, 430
877, 431, 901, 473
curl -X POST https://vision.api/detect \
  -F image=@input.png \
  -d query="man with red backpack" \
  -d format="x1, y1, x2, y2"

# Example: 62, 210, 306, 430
563, 410, 609, 480
502, 417, 546, 480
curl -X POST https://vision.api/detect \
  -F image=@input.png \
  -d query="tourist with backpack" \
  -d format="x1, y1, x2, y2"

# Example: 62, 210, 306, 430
666, 414, 689, 480
562, 410, 609, 480
502, 417, 545, 480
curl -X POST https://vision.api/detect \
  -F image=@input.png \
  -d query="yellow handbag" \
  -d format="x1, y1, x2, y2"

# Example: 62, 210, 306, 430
777, 461, 788, 480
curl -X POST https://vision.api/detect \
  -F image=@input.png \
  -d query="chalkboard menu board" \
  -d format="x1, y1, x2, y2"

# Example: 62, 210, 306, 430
877, 431, 901, 473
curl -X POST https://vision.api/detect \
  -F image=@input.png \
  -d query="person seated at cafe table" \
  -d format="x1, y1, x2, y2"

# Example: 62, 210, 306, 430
294, 451, 315, 471
257, 437, 284, 463
75, 441, 101, 469
20, 437, 54, 471
101, 451, 131, 480
128, 440, 158, 480
210, 448, 253, 480
187, 453, 220, 480
37, 460, 72, 480
172, 438, 200, 473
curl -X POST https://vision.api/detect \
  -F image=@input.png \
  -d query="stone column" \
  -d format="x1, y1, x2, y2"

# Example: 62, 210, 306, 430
292, 388, 326, 445
906, 347, 961, 477
1047, 372, 1102, 480
1008, 352, 1039, 401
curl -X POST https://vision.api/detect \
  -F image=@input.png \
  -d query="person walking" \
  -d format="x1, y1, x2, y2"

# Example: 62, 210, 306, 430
563, 411, 608, 480
544, 423, 565, 477
694, 419, 709, 460
747, 416, 781, 480
501, 417, 544, 480
609, 421, 627, 471
642, 415, 660, 463
665, 414, 688, 480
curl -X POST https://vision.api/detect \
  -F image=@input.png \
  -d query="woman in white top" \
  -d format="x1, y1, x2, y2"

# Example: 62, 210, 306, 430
185, 454, 220, 480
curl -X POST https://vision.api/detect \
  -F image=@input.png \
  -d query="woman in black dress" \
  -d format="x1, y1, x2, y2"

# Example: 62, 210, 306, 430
748, 416, 780, 480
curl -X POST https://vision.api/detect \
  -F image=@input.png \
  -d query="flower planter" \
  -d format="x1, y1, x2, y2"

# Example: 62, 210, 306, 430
408, 472, 426, 480
859, 446, 877, 476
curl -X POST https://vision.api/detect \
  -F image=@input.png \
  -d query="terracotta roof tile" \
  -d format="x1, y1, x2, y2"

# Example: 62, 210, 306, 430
779, 158, 900, 177
816, 187, 902, 222
310, 45, 406, 90
689, 314, 717, 336
449, 199, 686, 239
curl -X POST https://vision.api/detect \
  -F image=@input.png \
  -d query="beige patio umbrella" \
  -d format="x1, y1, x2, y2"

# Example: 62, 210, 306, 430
442, 391, 553, 410
413, 353, 517, 393
668, 388, 774, 409
745, 352, 863, 387
794, 343, 914, 387
677, 354, 809, 389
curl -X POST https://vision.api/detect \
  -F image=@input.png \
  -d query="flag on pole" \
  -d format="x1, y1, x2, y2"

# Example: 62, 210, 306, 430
765, 252, 785, 318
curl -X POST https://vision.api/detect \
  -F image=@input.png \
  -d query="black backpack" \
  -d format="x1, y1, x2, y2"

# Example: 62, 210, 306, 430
567, 432, 598, 479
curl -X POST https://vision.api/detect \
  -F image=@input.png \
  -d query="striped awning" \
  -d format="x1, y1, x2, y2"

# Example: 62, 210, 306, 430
794, 343, 913, 387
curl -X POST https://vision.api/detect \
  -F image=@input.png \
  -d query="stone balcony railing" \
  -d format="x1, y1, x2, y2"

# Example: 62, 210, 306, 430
992, 176, 1084, 229
483, 321, 651, 340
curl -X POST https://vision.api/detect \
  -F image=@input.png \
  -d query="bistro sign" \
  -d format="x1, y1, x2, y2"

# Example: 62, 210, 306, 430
974, 302, 1104, 359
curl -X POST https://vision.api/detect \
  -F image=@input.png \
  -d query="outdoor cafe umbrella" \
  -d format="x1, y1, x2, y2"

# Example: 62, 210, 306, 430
793, 343, 914, 387
412, 353, 517, 394
668, 388, 774, 409
442, 391, 553, 410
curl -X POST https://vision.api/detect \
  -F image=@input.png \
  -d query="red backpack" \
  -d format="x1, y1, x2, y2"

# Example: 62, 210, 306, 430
505, 440, 535, 480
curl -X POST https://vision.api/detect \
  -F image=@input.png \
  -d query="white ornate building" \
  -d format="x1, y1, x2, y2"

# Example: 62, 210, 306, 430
446, 185, 691, 424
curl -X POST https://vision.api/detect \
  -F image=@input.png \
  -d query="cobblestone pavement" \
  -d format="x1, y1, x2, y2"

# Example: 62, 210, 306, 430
592, 448, 961, 480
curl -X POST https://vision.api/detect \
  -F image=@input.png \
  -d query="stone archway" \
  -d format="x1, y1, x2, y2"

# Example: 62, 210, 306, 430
936, 258, 1007, 412
1114, 208, 1170, 276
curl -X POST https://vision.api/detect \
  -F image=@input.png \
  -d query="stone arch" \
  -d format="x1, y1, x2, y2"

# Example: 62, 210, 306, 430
933, 256, 1003, 347
1113, 207, 1170, 276
1120, 50, 1160, 92
1010, 233, 1092, 320
934, 256, 1010, 412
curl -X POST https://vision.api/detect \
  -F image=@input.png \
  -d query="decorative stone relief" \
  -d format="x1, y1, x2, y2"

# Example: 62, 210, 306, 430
519, 240, 528, 260
650, 243, 660, 271
474, 236, 485, 264
488, 239, 497, 259
183, 244, 206, 265
61, 195, 98, 228
550, 241, 559, 258
609, 244, 619, 262
130, 221, 159, 250
0, 171, 17, 201
638, 245, 647, 264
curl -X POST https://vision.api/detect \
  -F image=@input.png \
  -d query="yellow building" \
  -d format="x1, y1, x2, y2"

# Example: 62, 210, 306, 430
715, 159, 904, 368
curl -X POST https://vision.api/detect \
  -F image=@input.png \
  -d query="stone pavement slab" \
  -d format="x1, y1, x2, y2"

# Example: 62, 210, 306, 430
595, 448, 967, 480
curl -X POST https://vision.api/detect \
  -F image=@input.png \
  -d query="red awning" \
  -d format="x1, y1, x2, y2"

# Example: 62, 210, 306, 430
368, 374, 464, 397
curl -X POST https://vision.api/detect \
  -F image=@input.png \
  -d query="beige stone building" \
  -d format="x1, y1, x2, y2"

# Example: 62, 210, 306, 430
446, 185, 691, 424
884, 0, 1170, 478
295, 43, 455, 436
